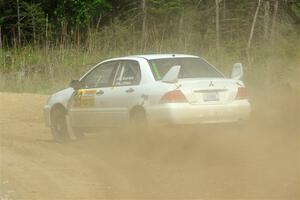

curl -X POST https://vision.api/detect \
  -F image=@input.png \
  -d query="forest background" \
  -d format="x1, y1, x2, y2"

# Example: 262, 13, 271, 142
0, 0, 299, 95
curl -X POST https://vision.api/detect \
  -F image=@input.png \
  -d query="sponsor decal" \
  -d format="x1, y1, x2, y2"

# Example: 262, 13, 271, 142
74, 89, 96, 108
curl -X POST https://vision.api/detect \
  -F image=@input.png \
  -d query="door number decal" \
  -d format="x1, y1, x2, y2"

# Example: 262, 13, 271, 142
74, 89, 97, 108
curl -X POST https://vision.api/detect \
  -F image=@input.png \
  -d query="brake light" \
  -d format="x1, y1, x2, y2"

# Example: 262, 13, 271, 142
161, 90, 187, 103
236, 87, 247, 99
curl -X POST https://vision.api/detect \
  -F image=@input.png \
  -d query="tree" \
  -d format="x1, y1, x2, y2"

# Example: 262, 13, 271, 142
141, 0, 147, 50
20, 1, 45, 46
17, 0, 20, 46
246, 0, 262, 66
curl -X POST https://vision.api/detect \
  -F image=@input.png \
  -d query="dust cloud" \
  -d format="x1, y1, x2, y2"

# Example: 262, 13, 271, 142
0, 89, 299, 199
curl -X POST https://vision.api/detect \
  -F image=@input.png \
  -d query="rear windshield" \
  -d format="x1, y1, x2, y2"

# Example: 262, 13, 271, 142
148, 57, 223, 80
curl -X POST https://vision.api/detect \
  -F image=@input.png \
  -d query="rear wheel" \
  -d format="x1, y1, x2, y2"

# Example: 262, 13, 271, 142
129, 108, 148, 134
129, 108, 157, 152
51, 108, 70, 143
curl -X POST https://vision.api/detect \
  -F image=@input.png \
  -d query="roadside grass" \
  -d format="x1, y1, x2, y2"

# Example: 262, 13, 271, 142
0, 39, 298, 127
0, 23, 299, 95
0, 46, 298, 94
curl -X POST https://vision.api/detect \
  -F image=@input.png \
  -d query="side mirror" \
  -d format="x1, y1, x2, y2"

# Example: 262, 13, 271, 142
162, 65, 181, 83
231, 63, 244, 80
69, 80, 82, 90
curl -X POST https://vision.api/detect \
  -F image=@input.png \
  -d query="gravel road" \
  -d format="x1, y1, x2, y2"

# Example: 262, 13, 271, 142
0, 92, 299, 200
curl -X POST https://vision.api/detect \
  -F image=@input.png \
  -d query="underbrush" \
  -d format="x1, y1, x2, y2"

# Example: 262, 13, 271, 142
0, 44, 298, 94
0, 44, 299, 128
0, 22, 299, 120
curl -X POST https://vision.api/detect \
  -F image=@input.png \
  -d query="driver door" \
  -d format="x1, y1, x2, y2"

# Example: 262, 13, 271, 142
69, 61, 119, 128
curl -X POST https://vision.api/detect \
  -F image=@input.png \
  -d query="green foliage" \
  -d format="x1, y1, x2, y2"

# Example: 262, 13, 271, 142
291, 2, 300, 18
0, 0, 299, 93
20, 2, 45, 36
149, 0, 183, 15
55, 0, 111, 25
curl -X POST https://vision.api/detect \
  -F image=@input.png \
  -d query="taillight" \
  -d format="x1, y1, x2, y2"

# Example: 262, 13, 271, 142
160, 90, 187, 103
236, 87, 247, 99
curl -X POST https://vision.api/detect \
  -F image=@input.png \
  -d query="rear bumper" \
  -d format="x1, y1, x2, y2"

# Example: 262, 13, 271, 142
147, 100, 251, 125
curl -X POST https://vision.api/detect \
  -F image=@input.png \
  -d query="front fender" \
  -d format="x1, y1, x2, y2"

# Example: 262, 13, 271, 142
44, 88, 74, 126
47, 87, 74, 109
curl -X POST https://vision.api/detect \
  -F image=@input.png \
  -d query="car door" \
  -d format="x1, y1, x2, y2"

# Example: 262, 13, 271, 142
110, 60, 142, 123
69, 61, 119, 127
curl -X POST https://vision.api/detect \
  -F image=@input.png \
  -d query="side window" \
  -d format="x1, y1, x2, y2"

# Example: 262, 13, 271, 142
114, 61, 141, 86
81, 61, 118, 88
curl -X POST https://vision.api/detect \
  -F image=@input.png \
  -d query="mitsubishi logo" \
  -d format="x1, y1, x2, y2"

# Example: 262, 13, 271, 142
209, 81, 214, 87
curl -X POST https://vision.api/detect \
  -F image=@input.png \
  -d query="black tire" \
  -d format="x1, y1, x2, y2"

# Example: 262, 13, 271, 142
130, 108, 148, 134
51, 108, 70, 143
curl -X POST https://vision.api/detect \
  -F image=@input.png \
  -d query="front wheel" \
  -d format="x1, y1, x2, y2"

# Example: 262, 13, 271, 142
51, 109, 70, 143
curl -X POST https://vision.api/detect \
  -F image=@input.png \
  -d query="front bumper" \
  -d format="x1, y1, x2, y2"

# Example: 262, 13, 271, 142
43, 105, 51, 127
147, 100, 251, 125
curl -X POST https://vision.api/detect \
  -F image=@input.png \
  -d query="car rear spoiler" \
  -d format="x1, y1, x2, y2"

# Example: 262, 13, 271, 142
161, 65, 181, 83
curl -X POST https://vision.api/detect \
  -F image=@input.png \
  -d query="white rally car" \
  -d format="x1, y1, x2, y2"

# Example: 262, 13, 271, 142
44, 54, 250, 141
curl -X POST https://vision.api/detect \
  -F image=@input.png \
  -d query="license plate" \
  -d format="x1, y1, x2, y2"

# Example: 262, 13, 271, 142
203, 92, 219, 102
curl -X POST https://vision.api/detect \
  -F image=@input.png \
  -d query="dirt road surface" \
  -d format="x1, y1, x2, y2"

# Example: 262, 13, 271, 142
0, 92, 299, 199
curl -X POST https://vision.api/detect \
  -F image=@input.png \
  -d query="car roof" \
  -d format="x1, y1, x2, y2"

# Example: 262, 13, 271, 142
107, 54, 199, 61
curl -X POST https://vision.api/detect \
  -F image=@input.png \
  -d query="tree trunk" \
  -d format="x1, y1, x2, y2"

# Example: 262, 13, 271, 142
141, 0, 147, 51
0, 26, 2, 50
178, 11, 184, 48
45, 14, 48, 52
77, 24, 80, 48
270, 0, 279, 42
61, 22, 67, 48
13, 28, 17, 49
246, 0, 262, 67
223, 0, 226, 19
17, 0, 21, 46
215, 0, 220, 54
32, 13, 36, 47
96, 14, 102, 31
267, 0, 279, 93
263, 1, 270, 40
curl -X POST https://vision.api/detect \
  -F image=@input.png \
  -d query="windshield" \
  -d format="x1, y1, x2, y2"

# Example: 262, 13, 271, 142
148, 57, 223, 80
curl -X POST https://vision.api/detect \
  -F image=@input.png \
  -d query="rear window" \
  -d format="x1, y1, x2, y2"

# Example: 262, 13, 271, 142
148, 57, 223, 80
